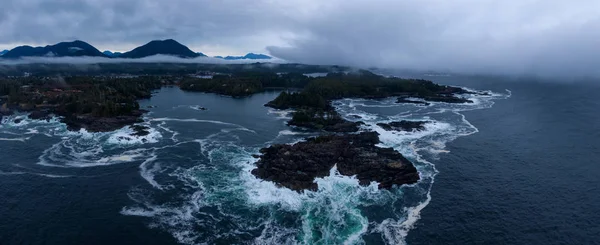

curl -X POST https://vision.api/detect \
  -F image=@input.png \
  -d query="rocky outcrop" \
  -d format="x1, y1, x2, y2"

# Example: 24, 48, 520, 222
422, 95, 473, 104
377, 121, 428, 132
60, 110, 147, 132
396, 97, 431, 106
397, 94, 472, 104
252, 132, 420, 192
27, 110, 53, 121
130, 125, 151, 136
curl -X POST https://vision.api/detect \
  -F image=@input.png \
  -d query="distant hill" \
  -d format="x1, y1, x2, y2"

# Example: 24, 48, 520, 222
0, 50, 8, 56
103, 51, 123, 58
119, 39, 202, 59
222, 53, 272, 60
197, 52, 207, 57
2, 40, 107, 59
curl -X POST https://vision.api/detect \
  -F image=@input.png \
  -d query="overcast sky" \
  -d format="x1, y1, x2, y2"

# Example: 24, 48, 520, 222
1, 0, 599, 76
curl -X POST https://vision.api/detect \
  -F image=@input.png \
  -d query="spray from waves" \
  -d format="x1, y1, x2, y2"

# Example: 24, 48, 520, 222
120, 88, 510, 244
267, 108, 294, 120
37, 125, 162, 168
332, 89, 510, 244
0, 114, 177, 170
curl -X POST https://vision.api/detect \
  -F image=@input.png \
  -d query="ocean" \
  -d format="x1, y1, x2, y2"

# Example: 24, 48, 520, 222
0, 76, 598, 245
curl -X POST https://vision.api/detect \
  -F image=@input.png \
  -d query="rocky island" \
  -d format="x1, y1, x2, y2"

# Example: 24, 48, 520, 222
0, 64, 476, 193
377, 120, 429, 131
252, 132, 420, 191
253, 71, 475, 191
0, 76, 164, 132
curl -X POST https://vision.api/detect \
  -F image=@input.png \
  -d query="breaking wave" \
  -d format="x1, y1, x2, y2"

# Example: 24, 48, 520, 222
119, 88, 510, 244
1, 86, 509, 244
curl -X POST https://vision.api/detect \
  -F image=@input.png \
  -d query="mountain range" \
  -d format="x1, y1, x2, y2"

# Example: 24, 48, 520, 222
215, 53, 273, 60
0, 39, 271, 60
2, 40, 107, 58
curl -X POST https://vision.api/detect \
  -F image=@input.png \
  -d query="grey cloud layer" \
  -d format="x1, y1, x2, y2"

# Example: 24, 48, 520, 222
0, 0, 295, 51
268, 0, 600, 77
1, 0, 599, 76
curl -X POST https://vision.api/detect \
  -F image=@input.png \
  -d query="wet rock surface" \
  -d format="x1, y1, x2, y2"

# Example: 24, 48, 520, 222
252, 132, 420, 192
377, 121, 428, 132
130, 125, 151, 137
60, 110, 147, 132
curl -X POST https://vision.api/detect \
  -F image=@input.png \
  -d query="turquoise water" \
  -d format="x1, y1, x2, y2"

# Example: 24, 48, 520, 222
1, 79, 559, 245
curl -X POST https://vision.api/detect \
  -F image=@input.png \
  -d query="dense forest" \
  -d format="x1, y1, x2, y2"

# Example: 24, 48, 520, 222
0, 64, 472, 132
263, 70, 472, 132
0, 76, 163, 118
179, 72, 311, 97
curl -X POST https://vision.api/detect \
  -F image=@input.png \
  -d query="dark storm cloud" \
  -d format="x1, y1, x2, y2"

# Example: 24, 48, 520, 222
0, 0, 599, 76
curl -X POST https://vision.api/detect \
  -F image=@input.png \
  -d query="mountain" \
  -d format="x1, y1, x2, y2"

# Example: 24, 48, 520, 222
119, 39, 201, 59
103, 51, 123, 58
0, 50, 8, 56
222, 53, 272, 60
2, 40, 107, 59
197, 52, 207, 57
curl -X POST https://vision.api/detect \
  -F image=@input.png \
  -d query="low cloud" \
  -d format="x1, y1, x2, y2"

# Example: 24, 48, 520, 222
0, 55, 282, 66
1, 0, 599, 77
267, 0, 600, 77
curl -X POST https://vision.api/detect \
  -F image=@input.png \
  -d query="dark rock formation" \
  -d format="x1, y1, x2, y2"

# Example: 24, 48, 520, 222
252, 132, 420, 192
397, 94, 472, 104
60, 110, 147, 132
28, 110, 53, 121
287, 109, 363, 133
396, 97, 430, 106
377, 121, 428, 132
422, 95, 473, 104
130, 125, 151, 137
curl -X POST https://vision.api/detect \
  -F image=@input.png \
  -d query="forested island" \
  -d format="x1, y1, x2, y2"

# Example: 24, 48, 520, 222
0, 76, 166, 131
0, 63, 477, 192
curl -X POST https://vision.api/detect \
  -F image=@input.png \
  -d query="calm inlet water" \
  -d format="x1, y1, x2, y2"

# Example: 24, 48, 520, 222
1, 77, 598, 245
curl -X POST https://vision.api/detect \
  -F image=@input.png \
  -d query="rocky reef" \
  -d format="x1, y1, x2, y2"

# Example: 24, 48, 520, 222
377, 120, 428, 132
252, 132, 420, 192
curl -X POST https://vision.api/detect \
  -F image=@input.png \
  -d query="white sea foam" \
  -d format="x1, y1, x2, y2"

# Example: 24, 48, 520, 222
151, 118, 254, 134
0, 137, 30, 142
267, 108, 294, 120
189, 105, 208, 111
107, 125, 162, 145
119, 87, 511, 244
139, 154, 162, 190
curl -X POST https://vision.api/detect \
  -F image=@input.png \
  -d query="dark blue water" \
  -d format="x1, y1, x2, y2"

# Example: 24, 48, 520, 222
0, 77, 598, 245
407, 78, 600, 245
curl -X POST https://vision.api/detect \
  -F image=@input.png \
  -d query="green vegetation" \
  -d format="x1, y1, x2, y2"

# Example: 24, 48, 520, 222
264, 70, 470, 132
265, 91, 330, 110
179, 72, 312, 97
180, 75, 264, 97
0, 76, 163, 118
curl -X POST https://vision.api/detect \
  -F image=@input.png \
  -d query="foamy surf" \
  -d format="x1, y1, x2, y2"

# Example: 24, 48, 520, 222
118, 87, 510, 244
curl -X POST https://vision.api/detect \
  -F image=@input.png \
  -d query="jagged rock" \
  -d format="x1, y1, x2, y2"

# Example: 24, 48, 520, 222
396, 97, 430, 106
60, 110, 147, 132
377, 121, 428, 132
130, 125, 151, 137
252, 132, 420, 192
28, 110, 53, 121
